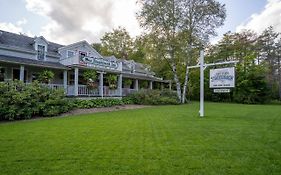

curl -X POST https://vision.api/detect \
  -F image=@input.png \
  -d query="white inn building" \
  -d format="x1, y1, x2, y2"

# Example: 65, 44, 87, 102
0, 30, 171, 97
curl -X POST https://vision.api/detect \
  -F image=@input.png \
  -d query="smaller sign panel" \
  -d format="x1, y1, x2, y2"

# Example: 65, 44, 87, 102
213, 89, 230, 93
210, 67, 235, 88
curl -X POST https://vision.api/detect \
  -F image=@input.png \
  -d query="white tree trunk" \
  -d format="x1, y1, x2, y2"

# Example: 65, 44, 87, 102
278, 57, 281, 100
171, 61, 182, 101
181, 67, 189, 103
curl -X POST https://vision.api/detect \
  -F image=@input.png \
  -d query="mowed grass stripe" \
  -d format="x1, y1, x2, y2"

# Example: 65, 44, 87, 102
0, 103, 280, 174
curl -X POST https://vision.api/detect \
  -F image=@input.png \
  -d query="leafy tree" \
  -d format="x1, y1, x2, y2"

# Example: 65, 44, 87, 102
234, 63, 270, 104
100, 27, 133, 60
195, 30, 271, 104
130, 36, 146, 63
258, 26, 280, 99
138, 0, 226, 103
276, 38, 281, 100
92, 43, 102, 53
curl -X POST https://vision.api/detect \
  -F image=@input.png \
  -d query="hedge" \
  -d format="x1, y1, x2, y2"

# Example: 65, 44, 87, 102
0, 81, 179, 121
127, 89, 179, 105
0, 81, 73, 120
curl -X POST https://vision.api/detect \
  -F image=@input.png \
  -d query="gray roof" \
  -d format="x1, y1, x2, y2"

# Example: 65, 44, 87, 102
0, 30, 167, 82
0, 30, 63, 56
0, 55, 67, 69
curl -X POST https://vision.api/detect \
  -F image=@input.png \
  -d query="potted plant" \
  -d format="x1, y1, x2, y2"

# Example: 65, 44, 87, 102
107, 74, 117, 89
38, 70, 54, 84
82, 70, 97, 89
124, 79, 132, 88
140, 81, 148, 89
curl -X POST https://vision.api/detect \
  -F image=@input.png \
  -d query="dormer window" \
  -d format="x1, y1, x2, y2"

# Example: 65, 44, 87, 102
67, 50, 75, 58
37, 45, 46, 60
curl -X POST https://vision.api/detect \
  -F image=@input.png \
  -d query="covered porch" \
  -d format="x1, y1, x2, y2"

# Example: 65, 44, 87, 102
64, 67, 171, 97
0, 55, 172, 97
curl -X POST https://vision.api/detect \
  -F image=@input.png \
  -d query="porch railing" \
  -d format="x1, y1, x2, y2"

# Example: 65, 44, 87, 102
47, 84, 65, 91
43, 84, 156, 97
103, 87, 120, 97
67, 85, 99, 96
122, 88, 138, 96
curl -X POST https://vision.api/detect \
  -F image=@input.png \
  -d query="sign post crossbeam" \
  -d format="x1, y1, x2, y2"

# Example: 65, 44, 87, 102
187, 51, 238, 117
186, 60, 238, 69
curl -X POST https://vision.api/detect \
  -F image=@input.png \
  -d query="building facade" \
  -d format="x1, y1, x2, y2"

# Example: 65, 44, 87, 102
0, 30, 171, 97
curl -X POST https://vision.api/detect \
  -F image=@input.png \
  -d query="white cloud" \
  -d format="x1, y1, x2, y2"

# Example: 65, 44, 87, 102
0, 19, 33, 36
25, 0, 51, 16
24, 0, 142, 44
236, 0, 281, 33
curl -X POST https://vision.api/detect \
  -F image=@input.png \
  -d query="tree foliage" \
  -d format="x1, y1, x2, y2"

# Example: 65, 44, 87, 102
138, 0, 226, 103
187, 28, 280, 104
100, 27, 133, 60
92, 27, 146, 63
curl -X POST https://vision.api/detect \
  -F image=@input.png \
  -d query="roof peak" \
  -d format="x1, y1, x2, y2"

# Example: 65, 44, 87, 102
0, 29, 64, 47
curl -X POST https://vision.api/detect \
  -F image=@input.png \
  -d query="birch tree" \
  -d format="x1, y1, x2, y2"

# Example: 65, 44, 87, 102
138, 0, 226, 103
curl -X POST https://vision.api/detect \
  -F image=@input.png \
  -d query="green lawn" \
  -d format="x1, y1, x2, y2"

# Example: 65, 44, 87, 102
0, 103, 280, 175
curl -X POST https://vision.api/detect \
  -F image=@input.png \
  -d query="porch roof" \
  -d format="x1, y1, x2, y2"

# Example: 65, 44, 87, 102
122, 72, 169, 83
0, 55, 68, 69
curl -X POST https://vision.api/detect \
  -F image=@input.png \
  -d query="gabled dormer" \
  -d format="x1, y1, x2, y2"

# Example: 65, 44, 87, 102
58, 40, 102, 60
33, 36, 48, 61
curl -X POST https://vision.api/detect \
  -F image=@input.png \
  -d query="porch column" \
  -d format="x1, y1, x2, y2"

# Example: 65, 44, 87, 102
118, 74, 123, 96
74, 68, 79, 96
63, 70, 68, 93
99, 72, 104, 98
149, 81, 153, 90
20, 65, 24, 81
134, 79, 139, 91
169, 80, 172, 91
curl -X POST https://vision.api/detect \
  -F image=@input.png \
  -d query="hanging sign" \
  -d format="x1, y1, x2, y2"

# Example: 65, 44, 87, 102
210, 67, 235, 88
79, 56, 118, 69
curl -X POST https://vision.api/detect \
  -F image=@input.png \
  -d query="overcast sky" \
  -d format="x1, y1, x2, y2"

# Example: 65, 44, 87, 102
0, 0, 280, 44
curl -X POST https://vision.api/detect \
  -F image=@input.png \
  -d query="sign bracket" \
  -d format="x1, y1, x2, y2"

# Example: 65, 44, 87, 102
187, 51, 238, 117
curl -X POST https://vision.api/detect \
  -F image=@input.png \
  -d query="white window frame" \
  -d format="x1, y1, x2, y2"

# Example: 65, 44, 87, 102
67, 50, 75, 58
37, 44, 46, 61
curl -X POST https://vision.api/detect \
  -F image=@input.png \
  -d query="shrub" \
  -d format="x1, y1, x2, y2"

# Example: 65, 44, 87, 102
122, 97, 134, 104
0, 81, 73, 120
127, 89, 179, 105
73, 98, 126, 109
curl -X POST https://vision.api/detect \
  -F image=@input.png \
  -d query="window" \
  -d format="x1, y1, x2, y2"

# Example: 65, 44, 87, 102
0, 68, 5, 81
37, 45, 45, 60
67, 50, 75, 58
